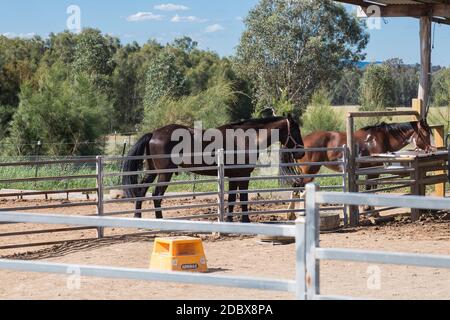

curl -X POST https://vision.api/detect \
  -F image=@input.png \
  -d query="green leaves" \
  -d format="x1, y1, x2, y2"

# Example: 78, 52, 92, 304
358, 64, 396, 127
432, 67, 450, 107
5, 63, 112, 156
302, 89, 344, 135
234, 0, 368, 117
143, 50, 187, 108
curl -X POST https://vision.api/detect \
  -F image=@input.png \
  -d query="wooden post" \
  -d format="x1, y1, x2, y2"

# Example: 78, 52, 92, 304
412, 99, 423, 119
346, 115, 359, 226
418, 15, 432, 115
432, 125, 446, 197
411, 157, 421, 221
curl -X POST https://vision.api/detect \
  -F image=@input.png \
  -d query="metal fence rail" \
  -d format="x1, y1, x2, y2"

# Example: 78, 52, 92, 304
0, 211, 301, 297
0, 147, 347, 245
100, 148, 348, 224
0, 184, 449, 299
303, 183, 450, 300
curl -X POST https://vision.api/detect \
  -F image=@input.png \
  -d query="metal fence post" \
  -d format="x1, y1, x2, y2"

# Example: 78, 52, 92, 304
342, 146, 349, 227
305, 183, 320, 300
346, 115, 359, 226
217, 149, 225, 222
96, 156, 105, 238
295, 215, 306, 300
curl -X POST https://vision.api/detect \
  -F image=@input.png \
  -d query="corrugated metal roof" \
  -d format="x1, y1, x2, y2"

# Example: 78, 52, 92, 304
341, 0, 449, 4
335, 0, 450, 23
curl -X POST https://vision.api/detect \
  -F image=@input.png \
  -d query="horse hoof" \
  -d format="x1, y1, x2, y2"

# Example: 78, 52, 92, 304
226, 217, 234, 223
241, 217, 251, 223
134, 214, 142, 219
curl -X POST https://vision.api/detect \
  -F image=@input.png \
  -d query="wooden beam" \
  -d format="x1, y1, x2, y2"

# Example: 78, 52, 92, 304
340, 2, 450, 19
418, 15, 432, 114
412, 99, 425, 119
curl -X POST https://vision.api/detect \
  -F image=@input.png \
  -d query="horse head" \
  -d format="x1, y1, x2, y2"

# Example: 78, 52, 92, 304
413, 118, 435, 153
283, 114, 305, 160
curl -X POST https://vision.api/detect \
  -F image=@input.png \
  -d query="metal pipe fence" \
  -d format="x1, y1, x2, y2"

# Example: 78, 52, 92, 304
0, 183, 448, 299
0, 212, 301, 297
0, 147, 347, 243
100, 147, 348, 226
302, 183, 450, 300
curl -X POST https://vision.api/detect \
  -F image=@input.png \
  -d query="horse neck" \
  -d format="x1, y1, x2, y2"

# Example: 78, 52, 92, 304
265, 120, 288, 148
384, 123, 415, 152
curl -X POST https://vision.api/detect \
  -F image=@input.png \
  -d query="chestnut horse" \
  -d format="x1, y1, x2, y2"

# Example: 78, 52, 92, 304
122, 115, 305, 223
289, 119, 433, 211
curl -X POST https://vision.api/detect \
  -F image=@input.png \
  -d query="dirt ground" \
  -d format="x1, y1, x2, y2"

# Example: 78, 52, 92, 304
0, 197, 449, 300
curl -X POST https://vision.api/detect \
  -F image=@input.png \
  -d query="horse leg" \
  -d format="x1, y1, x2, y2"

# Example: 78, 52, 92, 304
134, 174, 157, 218
152, 173, 173, 219
226, 181, 238, 223
238, 179, 251, 223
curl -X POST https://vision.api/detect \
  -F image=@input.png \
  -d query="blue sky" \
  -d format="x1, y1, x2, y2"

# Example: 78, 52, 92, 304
0, 0, 449, 66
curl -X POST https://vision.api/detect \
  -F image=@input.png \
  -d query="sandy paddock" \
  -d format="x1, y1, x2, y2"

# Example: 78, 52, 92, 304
0, 197, 449, 300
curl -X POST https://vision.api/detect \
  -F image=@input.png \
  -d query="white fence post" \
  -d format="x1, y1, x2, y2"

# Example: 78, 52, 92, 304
305, 183, 320, 300
96, 156, 105, 238
217, 149, 225, 222
295, 215, 306, 300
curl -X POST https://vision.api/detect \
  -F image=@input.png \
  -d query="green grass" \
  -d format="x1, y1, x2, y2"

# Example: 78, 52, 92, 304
0, 162, 345, 194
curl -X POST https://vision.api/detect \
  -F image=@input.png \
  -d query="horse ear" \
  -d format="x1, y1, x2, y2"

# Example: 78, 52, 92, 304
419, 118, 427, 128
287, 113, 292, 120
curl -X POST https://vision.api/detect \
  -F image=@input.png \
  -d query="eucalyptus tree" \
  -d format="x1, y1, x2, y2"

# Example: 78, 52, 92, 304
234, 0, 368, 117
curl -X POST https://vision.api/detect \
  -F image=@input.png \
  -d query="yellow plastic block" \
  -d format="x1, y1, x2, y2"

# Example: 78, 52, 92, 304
150, 237, 208, 273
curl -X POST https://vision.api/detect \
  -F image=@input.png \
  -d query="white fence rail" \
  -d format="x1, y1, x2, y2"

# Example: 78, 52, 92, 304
304, 183, 450, 300
0, 211, 302, 297
0, 183, 449, 299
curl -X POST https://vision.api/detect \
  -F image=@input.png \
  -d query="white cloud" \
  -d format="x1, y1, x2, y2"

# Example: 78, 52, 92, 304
171, 14, 208, 23
236, 16, 244, 21
1, 32, 36, 38
127, 12, 164, 22
154, 3, 189, 11
205, 24, 225, 33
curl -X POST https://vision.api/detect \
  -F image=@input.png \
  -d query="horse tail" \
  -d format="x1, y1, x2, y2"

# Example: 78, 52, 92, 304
122, 133, 153, 198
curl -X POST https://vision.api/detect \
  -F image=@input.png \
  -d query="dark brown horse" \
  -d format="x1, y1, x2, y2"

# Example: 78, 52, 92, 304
290, 119, 434, 207
122, 115, 305, 222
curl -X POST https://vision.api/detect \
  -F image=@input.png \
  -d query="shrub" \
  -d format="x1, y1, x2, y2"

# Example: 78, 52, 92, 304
302, 89, 344, 135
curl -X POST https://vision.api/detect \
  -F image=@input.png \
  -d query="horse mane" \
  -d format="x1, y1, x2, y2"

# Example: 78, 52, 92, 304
361, 121, 422, 132
361, 122, 390, 131
227, 116, 286, 126
361, 120, 432, 139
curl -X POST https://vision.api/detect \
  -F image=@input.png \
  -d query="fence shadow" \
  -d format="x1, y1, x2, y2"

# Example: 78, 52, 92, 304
0, 233, 159, 261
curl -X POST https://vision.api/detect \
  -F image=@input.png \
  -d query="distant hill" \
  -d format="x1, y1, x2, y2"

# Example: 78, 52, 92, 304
356, 61, 383, 69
